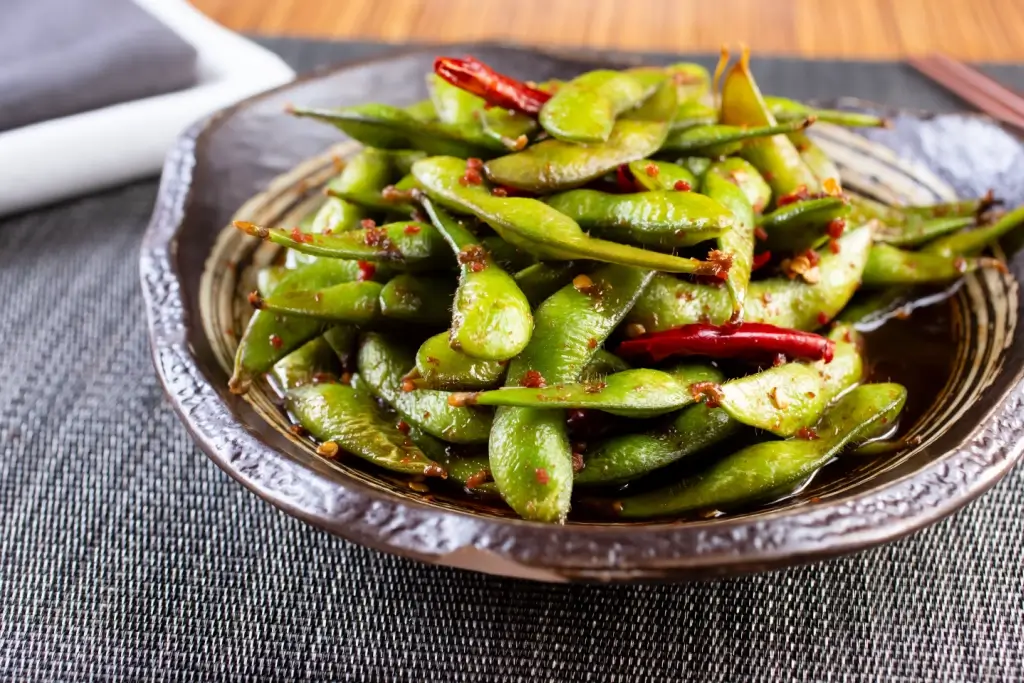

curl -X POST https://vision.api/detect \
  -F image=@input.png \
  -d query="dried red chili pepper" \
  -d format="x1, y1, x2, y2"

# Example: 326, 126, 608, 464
751, 251, 772, 271
615, 164, 638, 193
434, 56, 551, 116
617, 322, 835, 364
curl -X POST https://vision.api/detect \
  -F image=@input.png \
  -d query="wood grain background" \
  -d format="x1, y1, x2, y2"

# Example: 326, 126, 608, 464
191, 0, 1024, 61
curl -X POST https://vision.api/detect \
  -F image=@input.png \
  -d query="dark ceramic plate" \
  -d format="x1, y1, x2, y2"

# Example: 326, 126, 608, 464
142, 45, 1024, 582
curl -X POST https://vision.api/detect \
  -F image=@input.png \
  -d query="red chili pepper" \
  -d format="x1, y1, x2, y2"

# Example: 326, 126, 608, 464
615, 164, 638, 193
356, 261, 376, 281
776, 185, 811, 207
434, 56, 551, 116
751, 251, 772, 271
617, 322, 835, 364
490, 184, 536, 198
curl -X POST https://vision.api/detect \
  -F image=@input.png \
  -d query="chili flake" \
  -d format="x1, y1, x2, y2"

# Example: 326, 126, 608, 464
520, 370, 547, 388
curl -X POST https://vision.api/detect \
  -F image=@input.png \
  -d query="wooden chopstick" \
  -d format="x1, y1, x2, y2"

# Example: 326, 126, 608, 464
908, 54, 1024, 132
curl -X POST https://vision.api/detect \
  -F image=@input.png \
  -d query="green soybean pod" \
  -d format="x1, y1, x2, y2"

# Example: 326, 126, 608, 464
290, 103, 499, 157
874, 216, 976, 248
253, 281, 383, 324
539, 69, 664, 144
513, 262, 581, 306
703, 168, 756, 316
269, 336, 342, 393
717, 362, 826, 437
758, 197, 849, 252
286, 382, 446, 477
626, 225, 872, 331
490, 265, 655, 523
234, 220, 452, 271
408, 331, 506, 391
451, 367, 700, 418
861, 244, 1003, 286
703, 157, 772, 214
764, 96, 888, 128
659, 119, 813, 157
413, 156, 726, 276
230, 259, 383, 394
485, 79, 677, 193
575, 366, 732, 487
616, 383, 907, 518
419, 197, 533, 361
544, 188, 734, 249
313, 148, 392, 234
378, 274, 457, 326
922, 204, 1024, 257
720, 53, 821, 199
628, 160, 698, 192
357, 332, 493, 445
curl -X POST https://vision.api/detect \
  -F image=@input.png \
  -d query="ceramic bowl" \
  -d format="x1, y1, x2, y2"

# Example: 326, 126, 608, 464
141, 45, 1024, 581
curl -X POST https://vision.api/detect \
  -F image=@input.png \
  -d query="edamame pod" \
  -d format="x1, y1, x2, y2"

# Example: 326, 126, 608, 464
230, 258, 384, 393
234, 220, 452, 271
289, 104, 499, 157
759, 197, 849, 252
874, 216, 976, 248
357, 332, 493, 444
270, 336, 342, 393
544, 189, 734, 249
452, 366, 711, 418
540, 69, 664, 143
576, 367, 733, 486
628, 160, 698, 192
490, 264, 655, 522
409, 331, 506, 391
627, 226, 872, 331
253, 281, 383, 324
703, 157, 772, 213
378, 274, 457, 326
312, 148, 392, 238
616, 383, 907, 518
862, 244, 1003, 286
703, 168, 756, 316
743, 226, 872, 329
720, 51, 820, 198
660, 119, 814, 157
286, 382, 446, 477
922, 205, 1024, 257
670, 101, 717, 131
419, 197, 533, 360
428, 73, 537, 150
485, 121, 671, 192
764, 96, 888, 127
413, 156, 730, 276
716, 362, 827, 436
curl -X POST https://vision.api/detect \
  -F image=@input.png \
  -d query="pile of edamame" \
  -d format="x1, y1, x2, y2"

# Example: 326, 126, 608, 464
227, 50, 1023, 523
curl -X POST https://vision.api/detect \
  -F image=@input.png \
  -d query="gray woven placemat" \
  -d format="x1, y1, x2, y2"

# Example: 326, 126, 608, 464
2, 38, 1023, 682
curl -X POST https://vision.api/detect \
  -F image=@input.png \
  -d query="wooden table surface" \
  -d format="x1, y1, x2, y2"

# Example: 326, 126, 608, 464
192, 0, 1024, 62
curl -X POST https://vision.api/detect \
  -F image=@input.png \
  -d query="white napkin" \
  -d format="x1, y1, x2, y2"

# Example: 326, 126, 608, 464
0, 0, 295, 218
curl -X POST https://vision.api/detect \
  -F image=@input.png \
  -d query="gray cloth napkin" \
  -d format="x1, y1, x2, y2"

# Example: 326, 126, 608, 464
0, 0, 198, 132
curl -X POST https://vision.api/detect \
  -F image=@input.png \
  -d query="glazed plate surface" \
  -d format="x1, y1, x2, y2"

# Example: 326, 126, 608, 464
141, 45, 1024, 581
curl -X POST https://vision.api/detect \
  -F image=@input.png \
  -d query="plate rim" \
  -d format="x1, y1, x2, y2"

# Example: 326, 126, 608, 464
140, 43, 1024, 582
